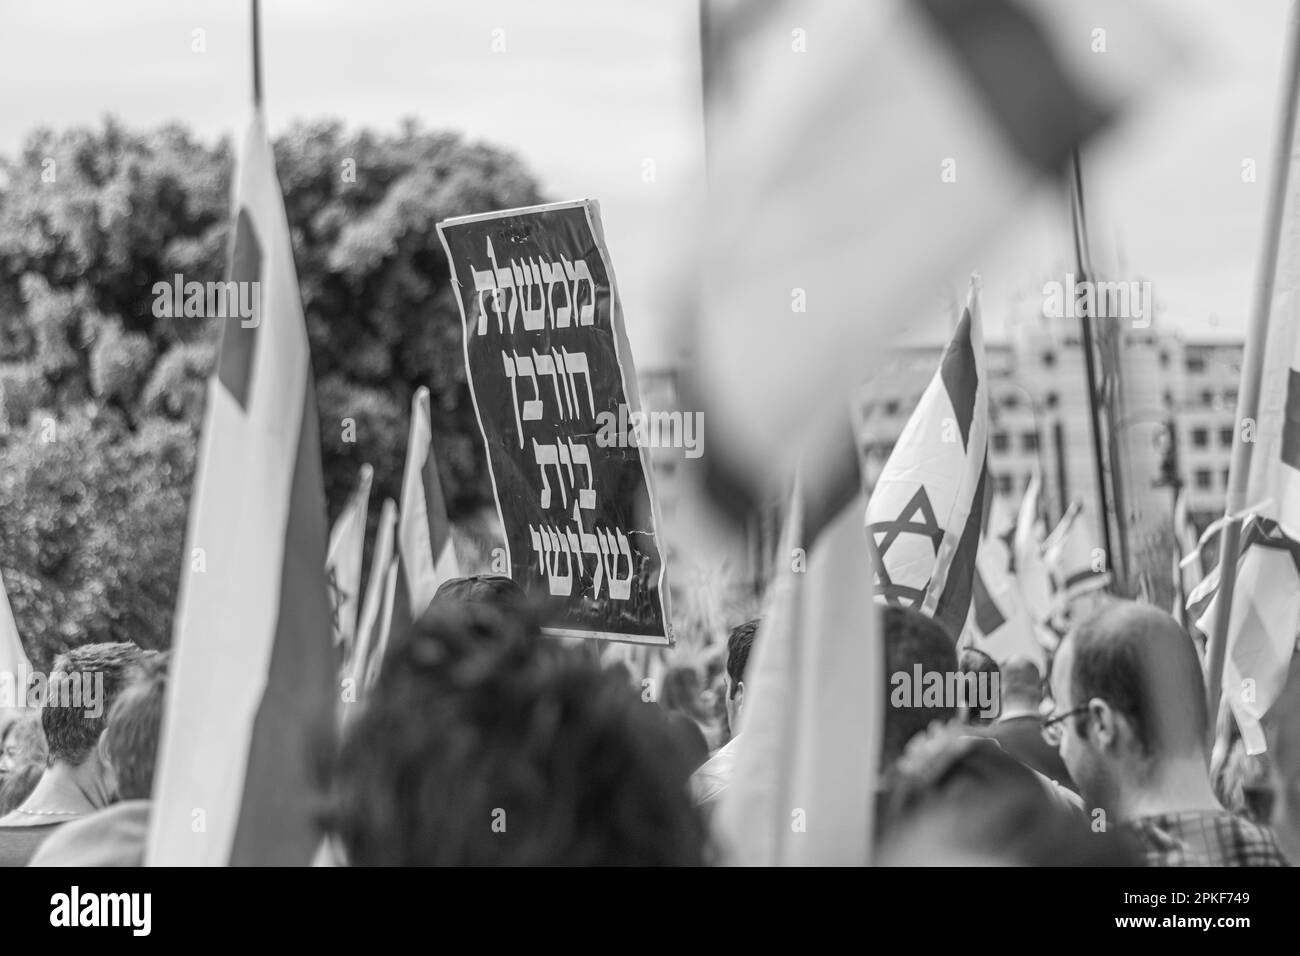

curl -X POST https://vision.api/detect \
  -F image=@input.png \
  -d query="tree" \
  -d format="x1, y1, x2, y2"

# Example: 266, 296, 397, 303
0, 118, 545, 667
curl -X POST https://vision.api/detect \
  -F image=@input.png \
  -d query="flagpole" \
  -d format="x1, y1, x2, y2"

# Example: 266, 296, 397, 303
251, 0, 263, 108
1206, 0, 1300, 740
1068, 149, 1118, 585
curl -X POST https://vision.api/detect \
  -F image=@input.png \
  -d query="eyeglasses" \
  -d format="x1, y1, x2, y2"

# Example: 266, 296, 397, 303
1041, 706, 1088, 746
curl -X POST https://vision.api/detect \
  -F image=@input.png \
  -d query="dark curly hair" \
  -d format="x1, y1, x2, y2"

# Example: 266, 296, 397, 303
41, 642, 144, 765
327, 600, 709, 865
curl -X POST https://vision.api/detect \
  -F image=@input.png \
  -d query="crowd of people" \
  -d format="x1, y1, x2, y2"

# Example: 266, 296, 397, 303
0, 575, 1296, 866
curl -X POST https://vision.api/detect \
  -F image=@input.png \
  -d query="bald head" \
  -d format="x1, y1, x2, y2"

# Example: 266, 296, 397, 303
1064, 602, 1207, 760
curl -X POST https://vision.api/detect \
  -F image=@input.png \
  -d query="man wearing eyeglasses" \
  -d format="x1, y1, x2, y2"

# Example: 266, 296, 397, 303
1046, 600, 1287, 867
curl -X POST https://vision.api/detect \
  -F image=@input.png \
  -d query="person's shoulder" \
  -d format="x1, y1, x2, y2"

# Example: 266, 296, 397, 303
28, 801, 150, 868
691, 735, 741, 805
0, 822, 64, 868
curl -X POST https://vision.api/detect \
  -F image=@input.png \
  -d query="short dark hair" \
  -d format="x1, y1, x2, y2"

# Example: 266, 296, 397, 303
883, 606, 958, 767
726, 620, 760, 698
41, 642, 143, 764
958, 647, 1001, 725
430, 574, 527, 612
1066, 602, 1207, 758
329, 601, 708, 865
102, 653, 168, 801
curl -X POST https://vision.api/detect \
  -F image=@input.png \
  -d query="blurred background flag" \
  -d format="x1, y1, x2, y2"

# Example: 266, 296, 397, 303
1194, 518, 1300, 753
964, 505, 1045, 671
0, 569, 32, 707
147, 105, 335, 866
1012, 467, 1054, 624
1043, 499, 1111, 609
325, 463, 373, 658
345, 497, 398, 699
716, 478, 881, 865
865, 278, 989, 639
397, 386, 459, 619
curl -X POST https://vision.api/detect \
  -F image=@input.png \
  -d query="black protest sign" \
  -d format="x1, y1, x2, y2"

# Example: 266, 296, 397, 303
437, 200, 671, 644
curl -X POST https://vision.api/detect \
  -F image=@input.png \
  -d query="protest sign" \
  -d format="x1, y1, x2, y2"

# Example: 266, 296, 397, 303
438, 200, 672, 645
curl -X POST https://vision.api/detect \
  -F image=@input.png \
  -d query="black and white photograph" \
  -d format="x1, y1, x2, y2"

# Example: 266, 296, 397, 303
0, 0, 1297, 928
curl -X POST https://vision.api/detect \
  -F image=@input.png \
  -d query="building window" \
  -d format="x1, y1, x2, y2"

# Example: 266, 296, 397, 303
1021, 432, 1039, 452
1222, 468, 1230, 488
996, 474, 1013, 494
1201, 389, 1214, 406
1219, 427, 1234, 448
1195, 469, 1212, 490
1191, 428, 1208, 448
1225, 389, 1238, 405
884, 400, 899, 416
1045, 391, 1059, 409
1001, 392, 1020, 410
1159, 350, 1170, 368
1163, 390, 1173, 408
1187, 355, 1206, 373
992, 431, 1010, 453
1042, 350, 1056, 368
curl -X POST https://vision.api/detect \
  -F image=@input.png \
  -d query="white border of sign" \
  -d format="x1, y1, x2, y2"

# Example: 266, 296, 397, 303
437, 199, 674, 647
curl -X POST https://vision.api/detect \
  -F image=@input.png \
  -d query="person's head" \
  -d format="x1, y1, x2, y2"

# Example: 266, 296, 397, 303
957, 647, 1000, 726
328, 600, 708, 865
41, 642, 144, 773
724, 620, 759, 733
1000, 656, 1045, 715
0, 714, 47, 777
430, 574, 528, 613
876, 724, 1135, 866
1048, 601, 1208, 814
660, 666, 709, 723
883, 606, 958, 769
99, 653, 168, 802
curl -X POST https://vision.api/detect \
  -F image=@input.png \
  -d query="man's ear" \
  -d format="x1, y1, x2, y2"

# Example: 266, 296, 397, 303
1088, 698, 1119, 750
735, 681, 745, 711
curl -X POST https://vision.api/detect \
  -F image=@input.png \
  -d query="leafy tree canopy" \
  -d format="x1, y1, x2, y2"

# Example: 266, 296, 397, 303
0, 117, 545, 667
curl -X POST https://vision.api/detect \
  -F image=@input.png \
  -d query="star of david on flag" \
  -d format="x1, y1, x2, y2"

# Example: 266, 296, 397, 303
865, 276, 989, 640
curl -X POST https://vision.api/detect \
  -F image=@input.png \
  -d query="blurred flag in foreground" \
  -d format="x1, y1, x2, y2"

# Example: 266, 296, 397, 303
148, 111, 335, 866
717, 480, 881, 865
684, 0, 1177, 511
0, 569, 32, 707
1214, 19, 1300, 751
397, 387, 459, 619
866, 280, 988, 639
326, 464, 373, 658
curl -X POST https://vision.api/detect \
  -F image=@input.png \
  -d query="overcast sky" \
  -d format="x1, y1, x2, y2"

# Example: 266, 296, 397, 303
0, 0, 1291, 360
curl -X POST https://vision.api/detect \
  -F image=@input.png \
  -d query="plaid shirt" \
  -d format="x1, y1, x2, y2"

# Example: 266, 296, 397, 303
1125, 810, 1289, 867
